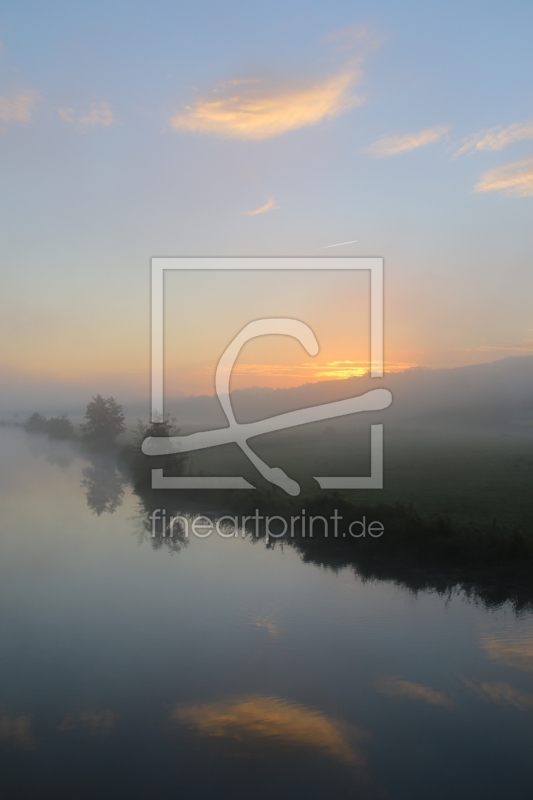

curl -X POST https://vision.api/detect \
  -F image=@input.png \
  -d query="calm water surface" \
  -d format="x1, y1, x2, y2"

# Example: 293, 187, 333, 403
1, 428, 532, 799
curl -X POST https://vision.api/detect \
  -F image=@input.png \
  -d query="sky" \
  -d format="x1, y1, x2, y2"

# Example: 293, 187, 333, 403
1, 0, 533, 405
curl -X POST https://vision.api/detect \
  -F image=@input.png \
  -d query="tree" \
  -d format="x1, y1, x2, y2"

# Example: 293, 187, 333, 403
81, 395, 125, 447
120, 415, 187, 490
46, 415, 75, 440
24, 412, 48, 434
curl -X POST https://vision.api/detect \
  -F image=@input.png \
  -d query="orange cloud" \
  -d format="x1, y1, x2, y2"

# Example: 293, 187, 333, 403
474, 157, 533, 196
365, 125, 450, 157
455, 120, 533, 156
0, 89, 39, 126
58, 101, 116, 127
169, 68, 362, 140
243, 196, 279, 215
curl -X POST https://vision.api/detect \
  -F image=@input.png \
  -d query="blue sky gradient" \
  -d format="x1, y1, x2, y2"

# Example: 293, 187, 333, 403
1, 0, 532, 401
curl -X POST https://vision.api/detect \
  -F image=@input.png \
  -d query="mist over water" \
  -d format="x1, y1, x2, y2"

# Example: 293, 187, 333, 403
1, 423, 533, 798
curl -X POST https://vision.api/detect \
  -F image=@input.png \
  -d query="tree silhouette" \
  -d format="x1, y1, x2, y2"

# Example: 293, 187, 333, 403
81, 395, 125, 448
24, 412, 48, 434
46, 415, 75, 440
120, 415, 187, 490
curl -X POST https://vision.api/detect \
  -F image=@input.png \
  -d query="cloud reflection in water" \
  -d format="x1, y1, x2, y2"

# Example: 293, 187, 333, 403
173, 695, 367, 765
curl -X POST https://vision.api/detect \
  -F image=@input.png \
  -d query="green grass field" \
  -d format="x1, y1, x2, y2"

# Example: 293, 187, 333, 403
174, 419, 533, 530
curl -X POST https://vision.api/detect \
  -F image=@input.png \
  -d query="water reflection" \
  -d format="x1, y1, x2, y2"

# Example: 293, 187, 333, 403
372, 676, 453, 707
0, 713, 35, 749
81, 456, 126, 516
279, 533, 533, 614
131, 488, 190, 553
173, 695, 367, 765
481, 631, 533, 670
253, 616, 278, 637
64, 432, 533, 614
58, 710, 117, 736
3, 427, 533, 798
461, 678, 533, 711
23, 421, 524, 618
26, 432, 77, 469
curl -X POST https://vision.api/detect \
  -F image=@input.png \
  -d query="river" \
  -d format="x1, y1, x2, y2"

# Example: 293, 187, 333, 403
1, 427, 532, 799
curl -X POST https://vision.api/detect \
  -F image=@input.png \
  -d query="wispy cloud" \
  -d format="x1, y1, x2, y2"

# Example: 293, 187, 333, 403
474, 157, 533, 196
58, 101, 116, 127
0, 89, 39, 127
455, 120, 533, 156
319, 239, 358, 248
365, 125, 450, 157
243, 196, 279, 215
79, 102, 115, 126
326, 24, 387, 53
373, 676, 453, 706
169, 67, 362, 140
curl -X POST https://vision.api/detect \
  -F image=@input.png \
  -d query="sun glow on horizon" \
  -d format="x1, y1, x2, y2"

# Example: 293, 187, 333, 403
231, 359, 420, 383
